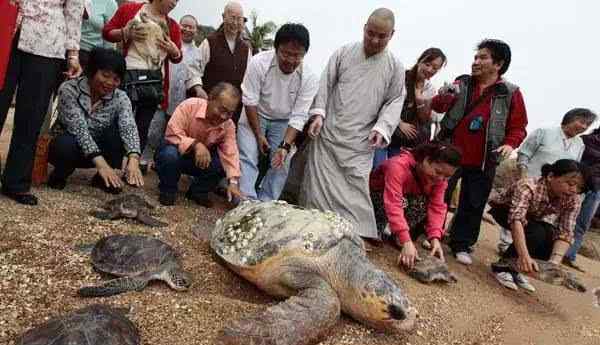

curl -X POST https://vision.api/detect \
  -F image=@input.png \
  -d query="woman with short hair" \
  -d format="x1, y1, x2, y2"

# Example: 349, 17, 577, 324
48, 47, 143, 193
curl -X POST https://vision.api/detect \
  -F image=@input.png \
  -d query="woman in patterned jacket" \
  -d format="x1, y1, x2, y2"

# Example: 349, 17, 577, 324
47, 47, 143, 193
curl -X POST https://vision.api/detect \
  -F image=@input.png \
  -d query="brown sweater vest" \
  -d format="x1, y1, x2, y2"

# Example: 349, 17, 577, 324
202, 29, 249, 94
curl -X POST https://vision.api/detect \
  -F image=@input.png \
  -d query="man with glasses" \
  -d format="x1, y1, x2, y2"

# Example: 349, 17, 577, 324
237, 23, 319, 201
186, 1, 251, 124
155, 82, 243, 206
300, 8, 406, 241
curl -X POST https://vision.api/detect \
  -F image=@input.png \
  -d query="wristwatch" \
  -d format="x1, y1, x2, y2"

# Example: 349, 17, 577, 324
278, 141, 292, 152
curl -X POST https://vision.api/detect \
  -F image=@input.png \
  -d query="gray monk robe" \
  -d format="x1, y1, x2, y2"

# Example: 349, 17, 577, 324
300, 42, 406, 239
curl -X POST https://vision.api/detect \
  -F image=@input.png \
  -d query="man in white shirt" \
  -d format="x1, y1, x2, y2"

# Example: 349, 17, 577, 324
186, 1, 251, 124
237, 23, 319, 201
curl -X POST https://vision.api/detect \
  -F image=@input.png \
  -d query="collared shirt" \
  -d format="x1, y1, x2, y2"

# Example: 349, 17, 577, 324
168, 41, 200, 114
369, 151, 448, 243
517, 126, 585, 178
186, 36, 253, 90
16, 0, 85, 59
80, 0, 117, 52
240, 50, 319, 131
53, 77, 141, 158
165, 98, 241, 179
490, 177, 581, 243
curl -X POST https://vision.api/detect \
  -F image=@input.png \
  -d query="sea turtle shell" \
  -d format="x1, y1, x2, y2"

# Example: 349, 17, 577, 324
91, 234, 180, 276
210, 200, 361, 268
16, 304, 139, 345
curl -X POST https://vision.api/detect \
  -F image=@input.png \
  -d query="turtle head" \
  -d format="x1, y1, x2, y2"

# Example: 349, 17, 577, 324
118, 203, 138, 218
342, 267, 417, 332
166, 267, 192, 291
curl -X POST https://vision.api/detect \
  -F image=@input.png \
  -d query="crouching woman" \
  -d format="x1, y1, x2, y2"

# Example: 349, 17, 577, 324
370, 142, 462, 269
48, 48, 144, 194
488, 159, 588, 292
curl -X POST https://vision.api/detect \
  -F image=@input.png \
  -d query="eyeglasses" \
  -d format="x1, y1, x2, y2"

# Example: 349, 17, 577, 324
277, 49, 305, 63
225, 15, 247, 23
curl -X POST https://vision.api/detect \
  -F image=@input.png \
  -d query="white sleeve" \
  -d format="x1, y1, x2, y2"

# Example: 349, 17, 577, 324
185, 39, 210, 89
241, 55, 263, 107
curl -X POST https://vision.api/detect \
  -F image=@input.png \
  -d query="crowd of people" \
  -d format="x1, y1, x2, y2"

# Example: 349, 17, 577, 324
1, 0, 598, 294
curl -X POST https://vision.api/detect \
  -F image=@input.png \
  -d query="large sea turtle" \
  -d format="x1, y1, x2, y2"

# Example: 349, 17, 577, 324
78, 234, 191, 297
16, 304, 139, 345
210, 200, 417, 345
492, 258, 586, 292
92, 194, 167, 228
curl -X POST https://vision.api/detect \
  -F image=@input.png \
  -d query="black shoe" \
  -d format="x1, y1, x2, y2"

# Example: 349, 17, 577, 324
159, 192, 176, 206
91, 174, 122, 195
185, 191, 213, 208
2, 191, 38, 205
47, 173, 67, 190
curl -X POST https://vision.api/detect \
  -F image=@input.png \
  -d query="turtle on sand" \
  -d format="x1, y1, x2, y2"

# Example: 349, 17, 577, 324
210, 200, 417, 345
92, 194, 167, 227
78, 234, 191, 297
492, 258, 586, 292
16, 304, 139, 345
406, 252, 457, 284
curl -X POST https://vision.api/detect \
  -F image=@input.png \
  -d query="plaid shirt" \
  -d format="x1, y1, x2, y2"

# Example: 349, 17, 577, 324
490, 177, 581, 243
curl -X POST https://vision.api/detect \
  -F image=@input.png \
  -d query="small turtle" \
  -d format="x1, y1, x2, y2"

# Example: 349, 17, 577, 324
78, 234, 191, 297
492, 258, 586, 292
406, 252, 457, 284
92, 194, 167, 227
210, 200, 417, 345
16, 304, 139, 345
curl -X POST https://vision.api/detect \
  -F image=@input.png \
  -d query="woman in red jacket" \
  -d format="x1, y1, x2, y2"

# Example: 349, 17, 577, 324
102, 0, 181, 166
370, 142, 461, 268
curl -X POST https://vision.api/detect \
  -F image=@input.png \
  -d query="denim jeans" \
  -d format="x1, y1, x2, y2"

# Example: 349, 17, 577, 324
155, 143, 225, 195
237, 113, 292, 201
565, 190, 600, 261
372, 145, 403, 170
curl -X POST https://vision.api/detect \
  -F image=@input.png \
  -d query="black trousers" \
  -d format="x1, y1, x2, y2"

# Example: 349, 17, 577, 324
48, 128, 125, 181
0, 36, 64, 193
488, 206, 555, 261
448, 166, 496, 253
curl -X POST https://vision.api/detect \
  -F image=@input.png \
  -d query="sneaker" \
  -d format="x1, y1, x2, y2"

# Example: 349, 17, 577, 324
159, 192, 176, 206
495, 271, 518, 290
454, 251, 473, 265
185, 191, 213, 208
512, 273, 536, 292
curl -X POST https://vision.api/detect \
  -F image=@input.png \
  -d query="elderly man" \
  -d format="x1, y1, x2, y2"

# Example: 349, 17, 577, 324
432, 39, 528, 265
140, 14, 202, 172
155, 82, 242, 207
300, 8, 406, 240
237, 23, 319, 202
186, 1, 251, 123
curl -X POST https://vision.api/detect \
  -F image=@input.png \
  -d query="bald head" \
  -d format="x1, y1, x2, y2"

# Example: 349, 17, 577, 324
367, 8, 395, 29
222, 1, 245, 37
224, 1, 243, 16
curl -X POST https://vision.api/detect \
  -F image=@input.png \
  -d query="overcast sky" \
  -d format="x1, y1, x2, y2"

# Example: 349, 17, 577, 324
172, 1, 599, 133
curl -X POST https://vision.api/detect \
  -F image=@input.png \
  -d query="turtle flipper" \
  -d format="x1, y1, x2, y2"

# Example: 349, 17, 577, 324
136, 211, 168, 227
78, 277, 148, 297
91, 209, 121, 220
218, 279, 340, 345
74, 242, 96, 255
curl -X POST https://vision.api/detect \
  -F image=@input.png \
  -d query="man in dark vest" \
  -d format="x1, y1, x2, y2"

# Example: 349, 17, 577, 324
431, 39, 528, 266
186, 1, 251, 124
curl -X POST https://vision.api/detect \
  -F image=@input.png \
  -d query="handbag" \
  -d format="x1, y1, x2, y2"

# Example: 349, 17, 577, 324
122, 69, 164, 107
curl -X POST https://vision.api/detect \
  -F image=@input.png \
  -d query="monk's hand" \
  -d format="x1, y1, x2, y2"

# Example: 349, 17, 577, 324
368, 130, 386, 149
271, 148, 287, 169
257, 135, 270, 155
517, 254, 539, 273
226, 181, 243, 202
191, 85, 208, 99
125, 155, 144, 187
398, 240, 419, 269
495, 145, 514, 161
193, 142, 211, 169
308, 115, 323, 139
397, 121, 417, 139
429, 238, 445, 262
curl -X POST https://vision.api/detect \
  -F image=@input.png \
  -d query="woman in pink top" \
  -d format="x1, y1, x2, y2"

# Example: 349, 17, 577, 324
370, 142, 461, 268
